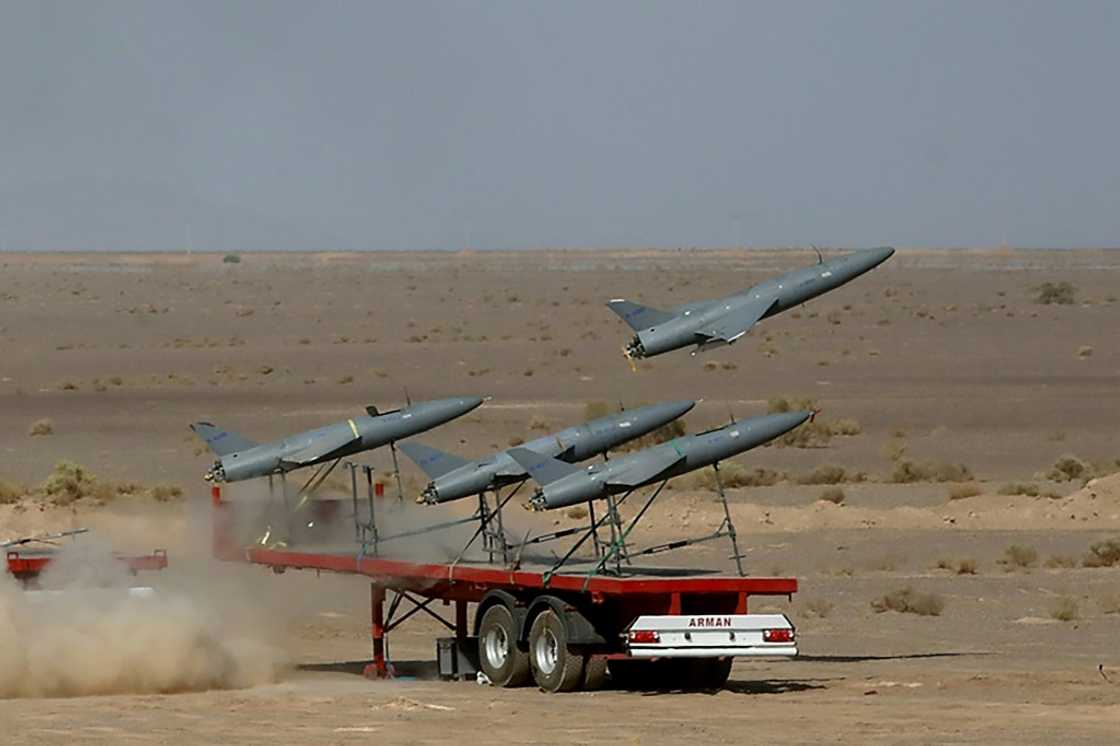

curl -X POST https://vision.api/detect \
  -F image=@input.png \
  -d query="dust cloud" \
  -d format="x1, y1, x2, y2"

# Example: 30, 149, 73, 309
0, 539, 287, 699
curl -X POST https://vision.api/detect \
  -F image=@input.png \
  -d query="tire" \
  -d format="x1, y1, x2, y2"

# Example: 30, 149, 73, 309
607, 659, 658, 690
682, 657, 733, 691
582, 655, 608, 691
528, 610, 585, 692
478, 604, 531, 687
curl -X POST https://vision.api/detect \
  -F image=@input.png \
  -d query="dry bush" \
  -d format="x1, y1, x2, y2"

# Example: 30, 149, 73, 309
818, 487, 846, 505
1050, 596, 1079, 622
28, 418, 54, 437
1077, 345, 1094, 358
891, 460, 973, 484
1001, 544, 1038, 569
150, 484, 183, 502
0, 480, 27, 505
528, 415, 550, 432
1100, 595, 1120, 615
871, 587, 944, 616
803, 599, 833, 618
1047, 454, 1092, 483
828, 418, 863, 436
1044, 555, 1077, 569
618, 419, 686, 453
40, 461, 100, 506
687, 463, 784, 490
797, 465, 859, 485
999, 482, 1039, 497
565, 506, 588, 520
882, 437, 908, 463
956, 558, 978, 575
948, 483, 982, 500
702, 360, 719, 372
336, 375, 354, 385
583, 401, 612, 421
508, 436, 525, 447
1034, 281, 1076, 305
1082, 539, 1120, 568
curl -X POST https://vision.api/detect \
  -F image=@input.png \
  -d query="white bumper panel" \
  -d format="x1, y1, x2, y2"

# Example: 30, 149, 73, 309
625, 613, 797, 659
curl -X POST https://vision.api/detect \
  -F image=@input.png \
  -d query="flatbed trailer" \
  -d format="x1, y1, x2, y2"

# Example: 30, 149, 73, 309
212, 486, 799, 692
6, 548, 168, 585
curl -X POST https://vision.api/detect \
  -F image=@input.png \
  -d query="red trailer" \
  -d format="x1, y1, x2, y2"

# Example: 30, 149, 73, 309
212, 485, 799, 693
6, 548, 168, 585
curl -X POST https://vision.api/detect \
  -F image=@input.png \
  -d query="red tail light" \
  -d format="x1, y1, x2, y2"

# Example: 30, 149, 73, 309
763, 628, 793, 643
761, 622, 797, 640
628, 630, 660, 644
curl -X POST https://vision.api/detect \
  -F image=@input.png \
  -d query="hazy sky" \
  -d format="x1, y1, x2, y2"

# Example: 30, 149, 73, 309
1, 1, 1117, 251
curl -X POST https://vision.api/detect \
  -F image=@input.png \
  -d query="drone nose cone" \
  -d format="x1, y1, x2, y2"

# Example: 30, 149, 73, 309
452, 396, 485, 415
665, 400, 697, 419
423, 396, 484, 418
771, 410, 813, 433
865, 246, 895, 267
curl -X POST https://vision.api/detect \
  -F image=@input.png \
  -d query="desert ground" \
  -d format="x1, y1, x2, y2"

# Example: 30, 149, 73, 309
2, 247, 1119, 744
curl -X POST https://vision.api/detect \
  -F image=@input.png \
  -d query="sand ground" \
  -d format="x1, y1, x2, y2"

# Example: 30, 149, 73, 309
2, 248, 1119, 743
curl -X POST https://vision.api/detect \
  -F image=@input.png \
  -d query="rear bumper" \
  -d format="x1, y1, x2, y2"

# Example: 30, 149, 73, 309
629, 646, 797, 658
624, 612, 798, 659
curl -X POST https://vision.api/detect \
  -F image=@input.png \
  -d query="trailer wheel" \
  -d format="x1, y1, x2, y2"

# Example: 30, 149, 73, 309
682, 657, 734, 690
478, 604, 531, 687
606, 659, 656, 690
528, 610, 584, 692
582, 655, 608, 691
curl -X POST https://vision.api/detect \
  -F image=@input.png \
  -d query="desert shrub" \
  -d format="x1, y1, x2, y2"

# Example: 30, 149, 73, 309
583, 401, 612, 421
1034, 281, 1075, 305
948, 483, 982, 500
528, 415, 550, 432
702, 360, 719, 372
797, 465, 851, 485
1001, 544, 1038, 569
956, 558, 978, 575
1044, 555, 1077, 569
871, 587, 944, 616
337, 375, 354, 385
39, 461, 98, 506
618, 419, 686, 452
1047, 454, 1092, 483
1083, 539, 1120, 568
1100, 595, 1120, 615
0, 480, 27, 505
565, 505, 588, 520
818, 487, 846, 505
999, 482, 1040, 497
28, 418, 54, 437
891, 460, 973, 484
1050, 596, 1079, 622
828, 418, 863, 436
508, 436, 525, 447
688, 463, 784, 490
150, 484, 183, 502
222, 253, 241, 264
1077, 345, 1094, 358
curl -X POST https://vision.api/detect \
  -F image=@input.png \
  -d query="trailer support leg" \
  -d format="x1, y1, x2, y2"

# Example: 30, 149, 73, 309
389, 441, 405, 502
713, 462, 745, 576
455, 600, 468, 640
363, 583, 389, 679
